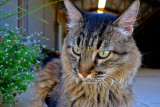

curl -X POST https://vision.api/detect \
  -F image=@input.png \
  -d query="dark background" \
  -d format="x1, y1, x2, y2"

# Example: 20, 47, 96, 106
134, 10, 160, 68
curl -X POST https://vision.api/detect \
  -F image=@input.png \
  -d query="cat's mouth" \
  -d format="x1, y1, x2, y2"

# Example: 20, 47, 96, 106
77, 71, 106, 83
78, 72, 93, 79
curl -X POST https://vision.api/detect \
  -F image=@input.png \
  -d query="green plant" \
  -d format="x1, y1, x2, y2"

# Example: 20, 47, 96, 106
0, 24, 47, 105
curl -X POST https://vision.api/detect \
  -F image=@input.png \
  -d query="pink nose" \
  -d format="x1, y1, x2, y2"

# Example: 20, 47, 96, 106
79, 73, 88, 77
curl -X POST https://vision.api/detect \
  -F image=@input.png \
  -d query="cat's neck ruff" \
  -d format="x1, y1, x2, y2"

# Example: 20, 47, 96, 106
57, 72, 133, 107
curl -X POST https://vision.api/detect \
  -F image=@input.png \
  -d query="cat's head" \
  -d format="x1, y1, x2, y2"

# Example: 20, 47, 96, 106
62, 0, 141, 86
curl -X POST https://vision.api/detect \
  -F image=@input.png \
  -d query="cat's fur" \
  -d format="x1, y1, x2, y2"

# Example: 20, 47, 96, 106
33, 0, 141, 107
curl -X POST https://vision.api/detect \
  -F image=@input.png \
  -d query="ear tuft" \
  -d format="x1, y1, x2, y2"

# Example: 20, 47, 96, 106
64, 0, 83, 23
114, 0, 140, 36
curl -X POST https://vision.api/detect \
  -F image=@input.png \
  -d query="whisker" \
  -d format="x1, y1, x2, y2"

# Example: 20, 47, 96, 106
60, 71, 74, 81
100, 80, 105, 89
105, 78, 118, 90
97, 76, 106, 79
97, 73, 121, 89
101, 78, 122, 101
97, 74, 106, 77
103, 79, 122, 100
105, 74, 122, 87
62, 71, 74, 78
64, 73, 74, 85
101, 79, 112, 90
106, 74, 119, 82
65, 75, 75, 86
62, 75, 75, 96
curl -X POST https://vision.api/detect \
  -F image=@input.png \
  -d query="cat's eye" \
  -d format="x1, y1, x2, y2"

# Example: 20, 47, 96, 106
72, 47, 81, 55
98, 51, 110, 58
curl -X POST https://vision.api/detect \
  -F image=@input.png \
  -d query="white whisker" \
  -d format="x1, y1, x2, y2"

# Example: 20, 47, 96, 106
103, 78, 122, 99
64, 73, 74, 85
105, 78, 118, 90
66, 76, 75, 86
60, 71, 74, 81
106, 74, 119, 82
101, 79, 111, 90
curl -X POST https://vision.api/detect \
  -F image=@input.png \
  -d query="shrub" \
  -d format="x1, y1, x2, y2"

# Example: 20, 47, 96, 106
0, 24, 46, 105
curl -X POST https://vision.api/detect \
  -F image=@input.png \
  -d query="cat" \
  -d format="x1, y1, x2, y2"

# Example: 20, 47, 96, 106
33, 0, 141, 107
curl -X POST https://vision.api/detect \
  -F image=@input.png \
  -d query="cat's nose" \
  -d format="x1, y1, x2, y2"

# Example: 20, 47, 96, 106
79, 64, 91, 77
79, 72, 88, 77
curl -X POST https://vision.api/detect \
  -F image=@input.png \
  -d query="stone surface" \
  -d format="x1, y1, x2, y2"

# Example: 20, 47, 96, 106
133, 68, 160, 107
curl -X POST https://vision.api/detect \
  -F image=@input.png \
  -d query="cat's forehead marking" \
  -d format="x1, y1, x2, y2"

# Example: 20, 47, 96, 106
97, 40, 103, 49
68, 13, 121, 49
78, 33, 98, 48
75, 13, 118, 48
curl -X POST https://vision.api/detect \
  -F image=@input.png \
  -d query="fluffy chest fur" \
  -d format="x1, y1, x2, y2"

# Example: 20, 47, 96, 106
53, 72, 133, 107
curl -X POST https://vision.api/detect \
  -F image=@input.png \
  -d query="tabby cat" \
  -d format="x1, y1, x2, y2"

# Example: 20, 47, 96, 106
33, 0, 141, 107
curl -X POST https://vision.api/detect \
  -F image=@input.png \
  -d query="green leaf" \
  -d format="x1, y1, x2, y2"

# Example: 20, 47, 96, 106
0, 0, 62, 21
7, 2, 49, 24
0, 0, 9, 7
0, 25, 45, 105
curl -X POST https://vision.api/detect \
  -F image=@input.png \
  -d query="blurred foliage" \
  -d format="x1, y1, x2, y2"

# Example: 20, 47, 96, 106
0, 24, 48, 106
0, 0, 63, 105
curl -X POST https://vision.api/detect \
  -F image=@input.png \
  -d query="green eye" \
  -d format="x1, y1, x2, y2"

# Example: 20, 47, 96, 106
73, 47, 81, 55
98, 51, 110, 58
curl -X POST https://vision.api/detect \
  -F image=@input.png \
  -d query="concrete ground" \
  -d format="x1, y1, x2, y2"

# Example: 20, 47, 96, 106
1, 68, 160, 107
133, 68, 160, 107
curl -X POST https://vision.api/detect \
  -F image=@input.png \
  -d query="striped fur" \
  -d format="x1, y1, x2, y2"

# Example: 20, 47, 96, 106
32, 59, 62, 107
33, 0, 141, 107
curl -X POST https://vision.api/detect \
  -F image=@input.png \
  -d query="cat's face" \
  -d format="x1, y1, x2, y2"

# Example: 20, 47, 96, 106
62, 0, 141, 86
65, 17, 135, 82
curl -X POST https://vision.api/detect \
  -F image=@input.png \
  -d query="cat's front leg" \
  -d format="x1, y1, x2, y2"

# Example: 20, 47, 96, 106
32, 59, 62, 107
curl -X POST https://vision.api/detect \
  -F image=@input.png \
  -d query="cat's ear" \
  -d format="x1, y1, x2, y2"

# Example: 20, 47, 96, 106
64, 0, 83, 23
113, 0, 140, 36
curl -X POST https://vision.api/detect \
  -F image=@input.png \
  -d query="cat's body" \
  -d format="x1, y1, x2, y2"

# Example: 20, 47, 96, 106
33, 0, 141, 107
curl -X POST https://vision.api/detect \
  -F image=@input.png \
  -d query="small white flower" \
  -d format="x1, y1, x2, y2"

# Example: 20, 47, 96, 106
15, 26, 19, 30
4, 33, 9, 36
33, 40, 36, 43
4, 23, 9, 27
7, 40, 11, 42
42, 45, 46, 48
37, 33, 41, 36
